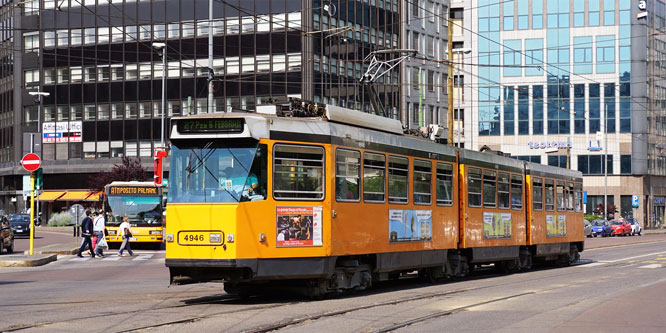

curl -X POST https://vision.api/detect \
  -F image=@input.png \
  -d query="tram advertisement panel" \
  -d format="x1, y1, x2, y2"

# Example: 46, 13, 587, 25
546, 215, 567, 237
483, 212, 512, 239
276, 206, 322, 247
388, 210, 432, 243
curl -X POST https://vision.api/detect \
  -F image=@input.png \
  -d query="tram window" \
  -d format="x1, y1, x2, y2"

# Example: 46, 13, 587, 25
545, 179, 555, 211
498, 173, 510, 209
413, 159, 432, 205
574, 183, 583, 212
436, 162, 453, 206
335, 149, 360, 202
556, 181, 565, 211
363, 152, 386, 202
273, 144, 324, 200
566, 182, 574, 211
388, 156, 409, 204
511, 174, 523, 210
532, 177, 543, 211
467, 167, 482, 207
483, 170, 497, 208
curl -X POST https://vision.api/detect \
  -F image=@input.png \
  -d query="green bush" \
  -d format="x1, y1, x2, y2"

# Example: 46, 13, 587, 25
47, 212, 75, 227
584, 214, 600, 222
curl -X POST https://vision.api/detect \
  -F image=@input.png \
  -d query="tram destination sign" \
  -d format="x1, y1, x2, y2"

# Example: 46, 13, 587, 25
108, 186, 159, 196
177, 118, 244, 133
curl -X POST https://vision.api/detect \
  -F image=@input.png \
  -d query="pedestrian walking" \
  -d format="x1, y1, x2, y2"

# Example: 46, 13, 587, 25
93, 210, 106, 257
77, 210, 95, 258
117, 216, 134, 257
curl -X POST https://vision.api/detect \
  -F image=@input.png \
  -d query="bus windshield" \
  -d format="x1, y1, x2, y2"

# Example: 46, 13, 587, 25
106, 196, 162, 226
168, 142, 267, 203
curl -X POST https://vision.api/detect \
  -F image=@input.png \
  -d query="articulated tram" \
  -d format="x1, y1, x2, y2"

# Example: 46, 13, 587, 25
163, 103, 583, 297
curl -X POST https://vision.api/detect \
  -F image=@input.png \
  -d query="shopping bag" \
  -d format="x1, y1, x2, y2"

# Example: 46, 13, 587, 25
97, 237, 109, 250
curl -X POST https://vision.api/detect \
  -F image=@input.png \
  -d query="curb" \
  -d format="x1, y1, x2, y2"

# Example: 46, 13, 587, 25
25, 242, 80, 255
0, 253, 57, 267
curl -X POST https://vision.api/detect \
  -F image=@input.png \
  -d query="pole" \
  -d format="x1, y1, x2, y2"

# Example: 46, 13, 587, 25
456, 61, 461, 147
447, 22, 454, 146
208, 0, 214, 113
29, 172, 35, 255
604, 102, 608, 219
161, 48, 166, 147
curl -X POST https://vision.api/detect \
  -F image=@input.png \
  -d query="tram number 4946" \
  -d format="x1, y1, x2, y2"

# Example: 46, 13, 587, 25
184, 234, 204, 242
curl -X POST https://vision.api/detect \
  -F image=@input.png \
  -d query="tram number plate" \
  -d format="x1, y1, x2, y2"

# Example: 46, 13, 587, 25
178, 231, 224, 246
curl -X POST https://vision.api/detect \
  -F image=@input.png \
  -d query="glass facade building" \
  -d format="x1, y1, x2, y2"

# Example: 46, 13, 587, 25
0, 0, 402, 213
463, 0, 666, 228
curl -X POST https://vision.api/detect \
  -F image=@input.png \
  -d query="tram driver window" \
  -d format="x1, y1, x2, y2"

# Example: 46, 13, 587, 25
566, 182, 574, 211
335, 149, 360, 202
545, 179, 555, 211
511, 174, 523, 210
363, 152, 386, 202
574, 183, 583, 212
273, 144, 325, 200
532, 178, 543, 211
413, 159, 432, 205
556, 181, 565, 211
436, 163, 453, 206
467, 167, 482, 207
498, 173, 510, 209
241, 144, 268, 202
388, 156, 409, 204
483, 170, 497, 208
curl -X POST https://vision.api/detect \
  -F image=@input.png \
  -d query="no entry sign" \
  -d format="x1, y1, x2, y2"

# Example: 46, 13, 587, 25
21, 153, 41, 172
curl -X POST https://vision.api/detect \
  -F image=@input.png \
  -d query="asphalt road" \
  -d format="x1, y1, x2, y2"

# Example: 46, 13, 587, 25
11, 228, 75, 253
1, 234, 666, 332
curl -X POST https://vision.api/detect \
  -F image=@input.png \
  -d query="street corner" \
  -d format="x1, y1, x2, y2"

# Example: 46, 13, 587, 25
0, 253, 57, 267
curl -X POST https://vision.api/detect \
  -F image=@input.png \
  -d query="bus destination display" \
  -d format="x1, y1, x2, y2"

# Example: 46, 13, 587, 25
177, 118, 244, 133
108, 186, 159, 196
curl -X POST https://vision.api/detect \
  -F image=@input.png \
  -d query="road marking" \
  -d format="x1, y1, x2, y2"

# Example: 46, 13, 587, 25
102, 256, 121, 261
575, 262, 606, 268
133, 255, 153, 261
69, 257, 91, 262
597, 251, 666, 263
639, 264, 662, 269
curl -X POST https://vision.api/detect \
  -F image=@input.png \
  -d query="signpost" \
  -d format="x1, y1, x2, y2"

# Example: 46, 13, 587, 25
21, 153, 41, 255
69, 204, 85, 242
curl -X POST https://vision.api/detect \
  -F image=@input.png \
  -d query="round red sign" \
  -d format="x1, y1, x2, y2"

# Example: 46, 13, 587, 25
21, 153, 41, 172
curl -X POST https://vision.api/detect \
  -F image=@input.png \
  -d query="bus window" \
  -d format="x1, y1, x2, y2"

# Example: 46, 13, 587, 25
388, 156, 409, 204
511, 174, 523, 210
363, 152, 385, 202
468, 167, 482, 207
545, 179, 555, 211
413, 159, 432, 205
556, 181, 565, 211
483, 170, 497, 208
566, 182, 574, 211
498, 173, 510, 209
574, 183, 583, 212
273, 144, 324, 200
532, 177, 543, 211
436, 162, 453, 206
335, 149, 360, 202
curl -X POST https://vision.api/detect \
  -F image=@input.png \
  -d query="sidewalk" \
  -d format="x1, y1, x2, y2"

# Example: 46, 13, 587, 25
0, 242, 80, 267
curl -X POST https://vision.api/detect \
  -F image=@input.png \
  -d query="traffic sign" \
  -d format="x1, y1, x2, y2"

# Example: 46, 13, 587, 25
21, 153, 41, 172
69, 204, 85, 218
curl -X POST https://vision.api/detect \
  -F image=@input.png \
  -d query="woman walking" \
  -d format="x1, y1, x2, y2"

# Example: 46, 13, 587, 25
117, 216, 134, 256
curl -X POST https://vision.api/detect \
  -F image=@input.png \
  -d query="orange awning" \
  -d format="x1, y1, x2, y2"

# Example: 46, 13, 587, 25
38, 191, 66, 201
84, 191, 103, 201
58, 191, 91, 201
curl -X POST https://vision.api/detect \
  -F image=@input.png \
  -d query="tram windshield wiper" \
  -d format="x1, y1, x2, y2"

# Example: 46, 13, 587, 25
185, 141, 240, 202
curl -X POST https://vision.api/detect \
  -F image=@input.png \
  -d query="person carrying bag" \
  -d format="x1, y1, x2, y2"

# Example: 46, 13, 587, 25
76, 210, 95, 258
93, 210, 107, 257
117, 216, 134, 257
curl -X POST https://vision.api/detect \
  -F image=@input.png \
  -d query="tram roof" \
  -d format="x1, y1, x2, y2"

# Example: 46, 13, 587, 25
458, 149, 525, 174
525, 161, 583, 182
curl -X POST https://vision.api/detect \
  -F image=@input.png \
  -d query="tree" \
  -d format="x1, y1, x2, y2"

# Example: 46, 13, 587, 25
593, 203, 618, 219
87, 157, 149, 191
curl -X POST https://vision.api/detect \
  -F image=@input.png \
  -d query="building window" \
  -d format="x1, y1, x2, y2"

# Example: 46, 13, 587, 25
620, 83, 631, 133
532, 0, 543, 29
603, 0, 615, 26
548, 156, 567, 169
57, 68, 69, 84
24, 33, 40, 52
503, 40, 522, 77
621, 155, 632, 174
525, 39, 543, 76
518, 86, 529, 134
589, 0, 600, 26
605, 83, 616, 133
44, 69, 56, 84
573, 36, 593, 74
574, 84, 585, 134
578, 155, 613, 175
427, 70, 434, 92
97, 27, 109, 43
503, 0, 514, 30
71, 29, 82, 45
596, 36, 615, 74
24, 69, 39, 87
84, 28, 95, 44
589, 84, 601, 133
24, 106, 37, 125
504, 86, 515, 135
70, 105, 82, 121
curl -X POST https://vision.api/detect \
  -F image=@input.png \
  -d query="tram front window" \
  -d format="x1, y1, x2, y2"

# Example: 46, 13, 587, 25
106, 197, 162, 226
169, 142, 268, 203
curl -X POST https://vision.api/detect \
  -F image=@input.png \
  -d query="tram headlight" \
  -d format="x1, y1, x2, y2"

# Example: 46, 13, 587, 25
226, 233, 234, 243
166, 233, 174, 242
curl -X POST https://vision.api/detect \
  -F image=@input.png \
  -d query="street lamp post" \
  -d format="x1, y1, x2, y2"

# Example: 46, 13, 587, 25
604, 102, 608, 219
27, 91, 49, 224
152, 42, 167, 147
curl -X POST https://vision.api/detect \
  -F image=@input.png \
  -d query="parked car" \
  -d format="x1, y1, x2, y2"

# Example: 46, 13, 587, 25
8, 214, 31, 238
626, 218, 642, 236
591, 219, 612, 237
0, 218, 14, 254
610, 219, 632, 236
585, 221, 593, 238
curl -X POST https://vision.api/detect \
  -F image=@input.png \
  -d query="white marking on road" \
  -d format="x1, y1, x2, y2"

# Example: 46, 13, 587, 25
574, 262, 606, 268
69, 257, 91, 262
597, 251, 666, 263
133, 255, 153, 261
102, 256, 121, 261
639, 264, 662, 269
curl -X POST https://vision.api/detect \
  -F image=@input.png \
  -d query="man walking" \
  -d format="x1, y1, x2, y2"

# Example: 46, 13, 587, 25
93, 210, 106, 257
77, 210, 95, 258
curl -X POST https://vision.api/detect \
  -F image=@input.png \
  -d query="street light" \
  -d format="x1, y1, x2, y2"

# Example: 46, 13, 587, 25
28, 91, 50, 153
451, 48, 471, 148
152, 42, 166, 147
604, 102, 608, 220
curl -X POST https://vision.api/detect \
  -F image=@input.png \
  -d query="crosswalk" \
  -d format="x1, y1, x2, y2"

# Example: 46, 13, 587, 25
66, 251, 163, 263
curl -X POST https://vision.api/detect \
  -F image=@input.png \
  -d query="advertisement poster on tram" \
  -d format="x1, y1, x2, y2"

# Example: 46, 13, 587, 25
276, 206, 322, 247
483, 212, 512, 239
546, 215, 567, 237
388, 210, 432, 243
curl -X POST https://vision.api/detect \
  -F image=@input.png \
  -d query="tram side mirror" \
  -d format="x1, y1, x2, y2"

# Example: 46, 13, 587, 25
154, 148, 168, 187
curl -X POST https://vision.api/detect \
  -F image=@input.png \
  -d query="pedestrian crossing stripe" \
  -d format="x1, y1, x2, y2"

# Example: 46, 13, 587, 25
639, 264, 662, 269
101, 256, 121, 261
67, 254, 156, 262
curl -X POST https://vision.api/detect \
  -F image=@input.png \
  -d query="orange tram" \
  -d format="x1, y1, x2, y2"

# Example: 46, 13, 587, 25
163, 103, 584, 297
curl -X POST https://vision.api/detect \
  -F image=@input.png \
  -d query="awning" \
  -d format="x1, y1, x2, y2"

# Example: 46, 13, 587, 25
58, 191, 92, 201
85, 191, 103, 201
38, 191, 66, 201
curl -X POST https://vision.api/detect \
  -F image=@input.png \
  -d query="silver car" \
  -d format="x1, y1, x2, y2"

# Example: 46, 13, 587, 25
585, 221, 593, 238
626, 218, 642, 236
